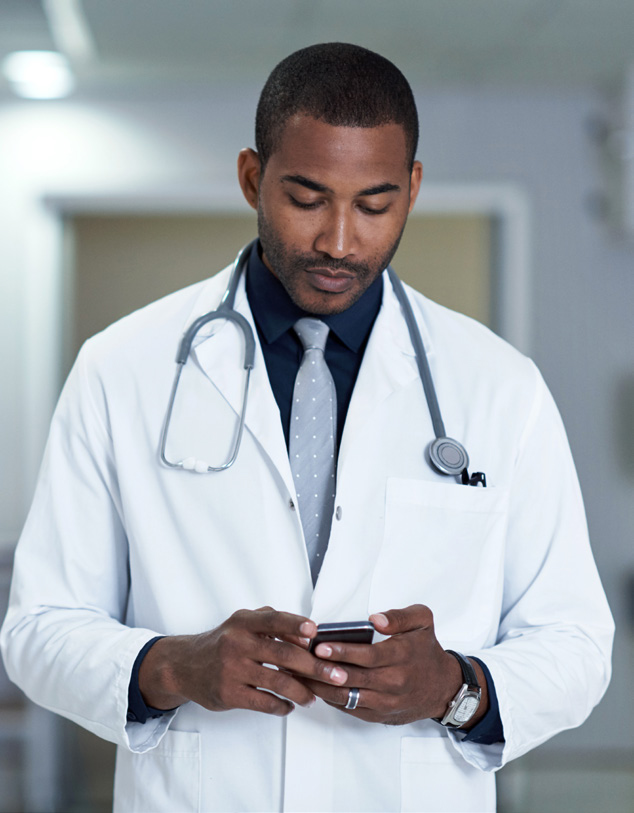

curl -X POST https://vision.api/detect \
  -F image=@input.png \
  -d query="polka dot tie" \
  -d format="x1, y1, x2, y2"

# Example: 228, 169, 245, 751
289, 318, 337, 585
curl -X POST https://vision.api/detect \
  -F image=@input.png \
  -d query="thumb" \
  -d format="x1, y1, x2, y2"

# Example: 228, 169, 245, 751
370, 604, 434, 635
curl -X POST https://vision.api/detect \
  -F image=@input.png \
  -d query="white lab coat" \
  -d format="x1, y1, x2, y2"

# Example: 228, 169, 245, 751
1, 263, 613, 813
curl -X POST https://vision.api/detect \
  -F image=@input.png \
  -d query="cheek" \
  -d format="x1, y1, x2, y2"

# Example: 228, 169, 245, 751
360, 222, 401, 256
281, 214, 322, 249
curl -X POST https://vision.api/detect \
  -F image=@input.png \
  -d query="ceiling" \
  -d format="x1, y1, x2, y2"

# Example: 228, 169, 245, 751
1, 0, 633, 100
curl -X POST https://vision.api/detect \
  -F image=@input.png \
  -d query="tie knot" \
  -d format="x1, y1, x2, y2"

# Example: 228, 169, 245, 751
294, 318, 330, 353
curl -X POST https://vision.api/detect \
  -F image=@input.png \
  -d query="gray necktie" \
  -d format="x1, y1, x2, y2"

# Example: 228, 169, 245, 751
289, 318, 337, 584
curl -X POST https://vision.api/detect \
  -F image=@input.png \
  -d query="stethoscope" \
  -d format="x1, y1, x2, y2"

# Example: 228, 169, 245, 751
160, 239, 486, 487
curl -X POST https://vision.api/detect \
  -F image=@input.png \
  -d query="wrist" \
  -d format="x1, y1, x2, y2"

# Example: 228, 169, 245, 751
462, 658, 489, 730
433, 649, 464, 719
434, 651, 489, 730
138, 635, 191, 710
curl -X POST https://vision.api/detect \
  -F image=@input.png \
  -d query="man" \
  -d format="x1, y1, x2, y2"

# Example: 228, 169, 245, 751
1, 43, 613, 813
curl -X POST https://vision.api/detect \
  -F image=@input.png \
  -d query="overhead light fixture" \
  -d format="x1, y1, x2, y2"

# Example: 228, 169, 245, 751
43, 0, 97, 65
2, 50, 75, 99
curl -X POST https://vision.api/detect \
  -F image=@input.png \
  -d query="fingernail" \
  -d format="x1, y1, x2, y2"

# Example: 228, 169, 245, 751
316, 644, 332, 658
299, 637, 310, 648
330, 667, 347, 684
304, 696, 316, 708
300, 621, 315, 636
370, 613, 388, 628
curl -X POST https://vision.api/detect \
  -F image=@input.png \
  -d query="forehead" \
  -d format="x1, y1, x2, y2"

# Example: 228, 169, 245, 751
267, 115, 410, 186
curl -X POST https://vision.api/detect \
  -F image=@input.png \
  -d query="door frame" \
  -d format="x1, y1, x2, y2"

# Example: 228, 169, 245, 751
25, 182, 530, 488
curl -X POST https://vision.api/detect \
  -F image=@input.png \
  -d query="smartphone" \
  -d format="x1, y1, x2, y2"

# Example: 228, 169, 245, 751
309, 621, 374, 653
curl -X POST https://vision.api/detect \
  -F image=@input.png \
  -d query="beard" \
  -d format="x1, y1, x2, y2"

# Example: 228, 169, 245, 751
257, 204, 405, 315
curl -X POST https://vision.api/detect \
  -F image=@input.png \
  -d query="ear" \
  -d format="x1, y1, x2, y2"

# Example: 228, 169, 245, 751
407, 161, 423, 214
237, 148, 262, 211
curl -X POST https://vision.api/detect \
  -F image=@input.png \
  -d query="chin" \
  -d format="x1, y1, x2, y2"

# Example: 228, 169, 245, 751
297, 294, 355, 316
293, 286, 363, 315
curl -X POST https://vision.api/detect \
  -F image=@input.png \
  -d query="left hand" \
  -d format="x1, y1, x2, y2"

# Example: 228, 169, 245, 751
301, 604, 487, 726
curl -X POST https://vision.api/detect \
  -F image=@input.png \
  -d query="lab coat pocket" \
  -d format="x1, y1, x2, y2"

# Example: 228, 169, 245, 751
114, 729, 201, 813
400, 736, 494, 812
370, 479, 509, 647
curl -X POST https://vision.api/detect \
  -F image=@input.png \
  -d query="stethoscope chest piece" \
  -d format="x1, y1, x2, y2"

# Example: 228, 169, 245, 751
428, 437, 469, 477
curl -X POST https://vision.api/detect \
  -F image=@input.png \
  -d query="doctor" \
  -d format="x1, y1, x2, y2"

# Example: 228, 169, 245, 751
1, 43, 613, 813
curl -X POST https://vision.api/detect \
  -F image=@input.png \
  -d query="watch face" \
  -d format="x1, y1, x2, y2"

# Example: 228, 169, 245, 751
454, 694, 480, 723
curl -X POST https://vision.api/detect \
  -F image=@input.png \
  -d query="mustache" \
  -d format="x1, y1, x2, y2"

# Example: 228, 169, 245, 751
293, 255, 374, 276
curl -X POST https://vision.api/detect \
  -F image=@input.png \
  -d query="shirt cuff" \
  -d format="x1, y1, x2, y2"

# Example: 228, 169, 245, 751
126, 636, 176, 724
461, 656, 505, 744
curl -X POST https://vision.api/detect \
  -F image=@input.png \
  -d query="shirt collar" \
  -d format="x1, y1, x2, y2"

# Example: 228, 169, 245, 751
246, 241, 383, 351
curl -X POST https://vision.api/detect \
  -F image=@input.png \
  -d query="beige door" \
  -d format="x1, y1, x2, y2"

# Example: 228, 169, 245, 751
69, 212, 492, 364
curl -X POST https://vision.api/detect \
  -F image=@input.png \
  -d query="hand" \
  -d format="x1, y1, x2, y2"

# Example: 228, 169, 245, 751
139, 607, 350, 717
301, 604, 488, 727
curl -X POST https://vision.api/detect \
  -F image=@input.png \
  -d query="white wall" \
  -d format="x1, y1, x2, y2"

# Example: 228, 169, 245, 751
414, 88, 634, 754
1, 83, 632, 754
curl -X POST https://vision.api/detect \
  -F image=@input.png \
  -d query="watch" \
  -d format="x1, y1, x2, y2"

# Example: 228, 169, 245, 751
437, 650, 481, 728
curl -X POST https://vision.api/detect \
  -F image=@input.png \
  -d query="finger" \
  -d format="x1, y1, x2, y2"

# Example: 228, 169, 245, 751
254, 637, 349, 686
308, 659, 418, 698
320, 699, 389, 725
369, 604, 433, 635
244, 608, 317, 640
299, 661, 377, 691
238, 686, 295, 717
250, 664, 315, 708
303, 680, 399, 717
313, 638, 397, 668
302, 679, 363, 707
277, 633, 312, 650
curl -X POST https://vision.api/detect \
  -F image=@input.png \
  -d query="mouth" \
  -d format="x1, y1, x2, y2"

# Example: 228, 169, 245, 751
306, 268, 355, 293
306, 266, 354, 278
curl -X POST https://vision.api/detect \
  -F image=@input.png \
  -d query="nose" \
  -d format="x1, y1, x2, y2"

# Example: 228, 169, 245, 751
313, 205, 357, 259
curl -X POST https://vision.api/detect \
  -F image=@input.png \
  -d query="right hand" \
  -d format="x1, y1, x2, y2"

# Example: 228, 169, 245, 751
138, 607, 349, 716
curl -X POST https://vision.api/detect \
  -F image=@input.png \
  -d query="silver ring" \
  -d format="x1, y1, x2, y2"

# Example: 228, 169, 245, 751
345, 687, 360, 710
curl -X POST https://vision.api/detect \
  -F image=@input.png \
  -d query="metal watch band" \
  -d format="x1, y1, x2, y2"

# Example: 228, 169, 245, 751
445, 650, 479, 689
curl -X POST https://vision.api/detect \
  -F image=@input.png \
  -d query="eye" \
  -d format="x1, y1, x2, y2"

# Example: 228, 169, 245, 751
359, 204, 390, 216
289, 195, 321, 210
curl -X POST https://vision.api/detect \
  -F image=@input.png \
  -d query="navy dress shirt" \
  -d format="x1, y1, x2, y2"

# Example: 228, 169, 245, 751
128, 242, 504, 745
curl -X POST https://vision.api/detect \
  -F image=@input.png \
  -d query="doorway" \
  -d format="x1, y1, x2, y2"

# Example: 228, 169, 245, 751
67, 211, 494, 370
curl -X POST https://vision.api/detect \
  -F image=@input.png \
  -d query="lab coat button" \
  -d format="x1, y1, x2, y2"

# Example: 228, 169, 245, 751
335, 506, 342, 520
289, 499, 296, 511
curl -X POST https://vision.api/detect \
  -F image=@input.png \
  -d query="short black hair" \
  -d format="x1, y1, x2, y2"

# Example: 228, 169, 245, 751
255, 43, 419, 171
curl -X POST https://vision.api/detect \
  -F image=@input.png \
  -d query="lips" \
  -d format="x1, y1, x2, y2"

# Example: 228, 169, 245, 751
307, 269, 355, 293
307, 266, 354, 278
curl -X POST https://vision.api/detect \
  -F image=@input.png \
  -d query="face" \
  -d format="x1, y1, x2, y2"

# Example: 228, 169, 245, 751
238, 115, 422, 314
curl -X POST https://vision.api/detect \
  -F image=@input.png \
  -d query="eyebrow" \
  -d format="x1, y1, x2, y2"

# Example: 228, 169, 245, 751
281, 175, 400, 197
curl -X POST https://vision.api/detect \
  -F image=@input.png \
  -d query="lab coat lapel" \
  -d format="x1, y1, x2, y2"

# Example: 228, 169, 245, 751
189, 270, 295, 496
312, 274, 435, 617
336, 272, 429, 473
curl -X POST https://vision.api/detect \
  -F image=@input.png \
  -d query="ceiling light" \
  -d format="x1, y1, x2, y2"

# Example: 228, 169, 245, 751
2, 51, 75, 99
43, 0, 97, 64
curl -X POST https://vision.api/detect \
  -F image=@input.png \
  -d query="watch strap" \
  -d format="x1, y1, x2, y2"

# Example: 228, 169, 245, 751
445, 650, 479, 688
435, 650, 482, 729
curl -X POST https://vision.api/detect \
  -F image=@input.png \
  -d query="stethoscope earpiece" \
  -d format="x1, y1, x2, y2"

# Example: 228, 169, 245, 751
428, 437, 470, 477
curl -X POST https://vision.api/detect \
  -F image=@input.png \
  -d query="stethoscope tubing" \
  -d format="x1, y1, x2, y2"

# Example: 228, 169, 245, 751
160, 240, 477, 483
159, 243, 255, 472
387, 266, 446, 440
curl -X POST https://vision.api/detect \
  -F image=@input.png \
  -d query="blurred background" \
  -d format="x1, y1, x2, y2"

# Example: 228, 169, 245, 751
0, 1, 633, 811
